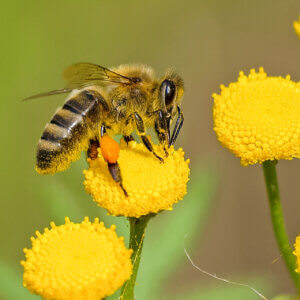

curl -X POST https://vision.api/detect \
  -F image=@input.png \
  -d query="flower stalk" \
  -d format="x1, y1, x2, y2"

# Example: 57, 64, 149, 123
121, 214, 153, 300
262, 160, 300, 293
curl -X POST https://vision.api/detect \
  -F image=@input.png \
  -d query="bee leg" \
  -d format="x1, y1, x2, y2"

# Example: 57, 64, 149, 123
132, 112, 164, 162
99, 124, 127, 196
169, 106, 184, 146
123, 135, 135, 144
100, 123, 106, 137
107, 161, 128, 196
88, 139, 127, 195
154, 110, 170, 157
87, 138, 100, 160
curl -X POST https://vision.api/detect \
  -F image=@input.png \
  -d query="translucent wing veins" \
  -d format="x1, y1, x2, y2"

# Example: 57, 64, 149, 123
23, 62, 134, 101
63, 62, 134, 89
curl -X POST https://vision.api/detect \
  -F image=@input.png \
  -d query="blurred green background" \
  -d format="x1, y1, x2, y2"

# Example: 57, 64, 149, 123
1, 0, 300, 299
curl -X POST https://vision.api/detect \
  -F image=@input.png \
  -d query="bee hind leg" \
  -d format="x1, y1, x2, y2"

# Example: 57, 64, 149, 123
87, 138, 100, 160
87, 123, 107, 160
99, 125, 128, 196
107, 161, 128, 196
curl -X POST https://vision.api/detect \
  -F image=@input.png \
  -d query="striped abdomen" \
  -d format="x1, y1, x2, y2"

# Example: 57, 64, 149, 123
36, 89, 107, 174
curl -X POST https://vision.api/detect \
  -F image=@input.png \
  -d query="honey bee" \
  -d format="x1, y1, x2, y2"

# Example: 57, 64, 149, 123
26, 63, 184, 194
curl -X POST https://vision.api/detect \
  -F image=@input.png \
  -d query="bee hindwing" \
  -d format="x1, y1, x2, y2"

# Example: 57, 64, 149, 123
36, 89, 107, 174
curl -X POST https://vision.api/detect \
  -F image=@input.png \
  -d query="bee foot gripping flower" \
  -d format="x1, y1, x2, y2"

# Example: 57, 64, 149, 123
213, 67, 300, 166
21, 217, 132, 300
84, 139, 190, 218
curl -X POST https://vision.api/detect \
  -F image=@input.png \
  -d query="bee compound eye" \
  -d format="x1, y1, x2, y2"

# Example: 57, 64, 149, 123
162, 80, 176, 106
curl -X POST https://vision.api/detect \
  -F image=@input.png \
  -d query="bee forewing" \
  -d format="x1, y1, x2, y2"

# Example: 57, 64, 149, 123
63, 62, 134, 89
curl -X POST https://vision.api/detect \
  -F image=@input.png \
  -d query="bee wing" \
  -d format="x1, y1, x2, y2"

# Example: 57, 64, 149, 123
23, 88, 73, 101
23, 63, 133, 101
63, 62, 134, 89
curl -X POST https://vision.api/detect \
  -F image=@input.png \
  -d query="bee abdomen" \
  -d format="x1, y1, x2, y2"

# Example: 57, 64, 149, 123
41, 122, 69, 142
36, 89, 106, 174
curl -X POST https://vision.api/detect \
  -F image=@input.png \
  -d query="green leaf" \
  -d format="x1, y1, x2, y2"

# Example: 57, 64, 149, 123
135, 164, 217, 299
0, 261, 38, 300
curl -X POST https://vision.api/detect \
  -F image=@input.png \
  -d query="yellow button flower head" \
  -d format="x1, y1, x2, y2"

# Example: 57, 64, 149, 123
294, 15, 300, 38
84, 140, 190, 218
294, 235, 300, 273
21, 217, 132, 300
213, 67, 300, 166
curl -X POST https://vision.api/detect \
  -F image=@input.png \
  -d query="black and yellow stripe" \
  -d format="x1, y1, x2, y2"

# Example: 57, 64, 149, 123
36, 90, 107, 174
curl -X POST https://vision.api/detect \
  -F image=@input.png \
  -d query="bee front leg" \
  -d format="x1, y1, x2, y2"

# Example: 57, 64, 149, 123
131, 112, 164, 162
154, 110, 170, 157
169, 106, 184, 146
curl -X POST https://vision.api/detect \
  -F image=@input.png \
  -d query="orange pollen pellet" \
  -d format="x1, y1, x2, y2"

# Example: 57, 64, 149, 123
100, 135, 120, 163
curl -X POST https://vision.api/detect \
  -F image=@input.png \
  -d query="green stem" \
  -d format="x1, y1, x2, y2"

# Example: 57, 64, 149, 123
262, 160, 300, 294
121, 214, 153, 300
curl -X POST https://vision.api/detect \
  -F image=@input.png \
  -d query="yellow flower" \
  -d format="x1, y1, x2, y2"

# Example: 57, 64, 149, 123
84, 140, 190, 218
294, 235, 300, 273
21, 217, 132, 300
294, 16, 300, 38
213, 67, 300, 166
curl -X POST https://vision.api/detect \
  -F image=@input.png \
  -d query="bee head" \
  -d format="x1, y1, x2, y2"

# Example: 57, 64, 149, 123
159, 70, 184, 116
